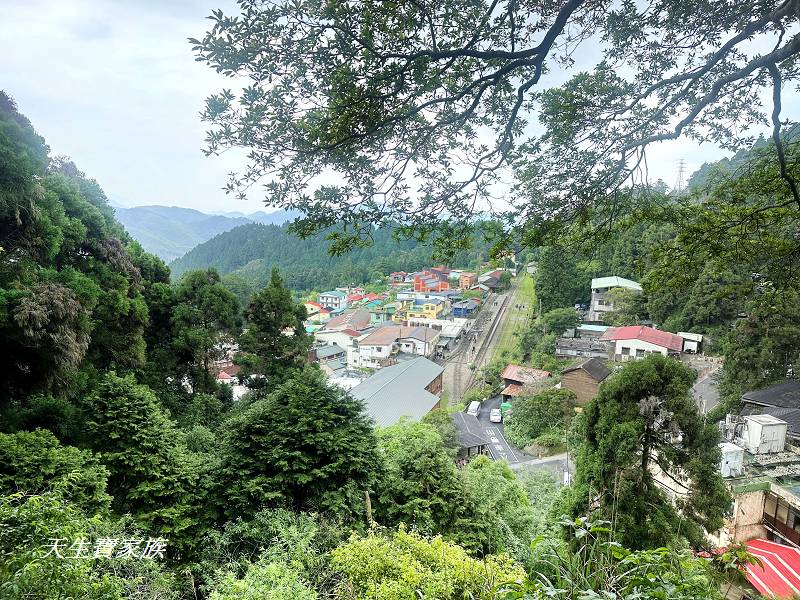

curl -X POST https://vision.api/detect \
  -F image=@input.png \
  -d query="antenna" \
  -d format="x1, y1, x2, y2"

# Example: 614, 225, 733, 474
674, 159, 686, 194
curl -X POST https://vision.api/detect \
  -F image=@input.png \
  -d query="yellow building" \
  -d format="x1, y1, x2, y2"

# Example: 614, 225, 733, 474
394, 298, 445, 321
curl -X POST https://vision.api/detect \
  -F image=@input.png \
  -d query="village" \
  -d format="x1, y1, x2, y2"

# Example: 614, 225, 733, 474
213, 260, 800, 595
213, 267, 711, 463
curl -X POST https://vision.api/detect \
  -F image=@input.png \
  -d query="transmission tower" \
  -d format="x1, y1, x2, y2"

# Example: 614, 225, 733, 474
674, 159, 686, 194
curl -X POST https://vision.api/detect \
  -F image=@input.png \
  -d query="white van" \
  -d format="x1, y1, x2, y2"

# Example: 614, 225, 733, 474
467, 400, 481, 417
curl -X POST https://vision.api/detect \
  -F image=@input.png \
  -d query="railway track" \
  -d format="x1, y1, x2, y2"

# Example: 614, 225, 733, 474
443, 284, 515, 402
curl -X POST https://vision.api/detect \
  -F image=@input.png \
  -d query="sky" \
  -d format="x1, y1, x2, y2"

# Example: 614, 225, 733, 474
2, 1, 789, 214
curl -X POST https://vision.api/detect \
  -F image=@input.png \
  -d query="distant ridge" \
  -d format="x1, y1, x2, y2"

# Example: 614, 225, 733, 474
113, 205, 300, 261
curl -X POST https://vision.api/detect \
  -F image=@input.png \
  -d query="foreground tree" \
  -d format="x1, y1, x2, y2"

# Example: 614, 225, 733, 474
192, 1, 800, 255
567, 355, 730, 549
372, 421, 466, 535
236, 268, 310, 387
329, 528, 524, 600
81, 372, 208, 554
535, 248, 584, 312
504, 388, 576, 450
172, 269, 240, 393
509, 518, 725, 600
217, 367, 379, 520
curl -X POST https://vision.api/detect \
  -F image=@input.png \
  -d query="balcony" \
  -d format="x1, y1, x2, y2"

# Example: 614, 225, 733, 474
764, 512, 800, 546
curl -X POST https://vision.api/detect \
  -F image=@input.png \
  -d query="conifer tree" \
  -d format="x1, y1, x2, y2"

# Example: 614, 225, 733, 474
237, 268, 310, 387
568, 355, 730, 549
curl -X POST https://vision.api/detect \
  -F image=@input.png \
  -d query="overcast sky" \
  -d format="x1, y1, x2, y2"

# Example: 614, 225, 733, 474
2, 1, 787, 214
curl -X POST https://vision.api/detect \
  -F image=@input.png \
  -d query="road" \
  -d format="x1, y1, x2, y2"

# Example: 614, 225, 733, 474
693, 370, 721, 414
459, 393, 574, 479
684, 355, 722, 414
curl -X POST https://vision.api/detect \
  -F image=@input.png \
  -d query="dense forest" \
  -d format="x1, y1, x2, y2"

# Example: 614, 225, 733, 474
0, 92, 746, 598
170, 221, 492, 295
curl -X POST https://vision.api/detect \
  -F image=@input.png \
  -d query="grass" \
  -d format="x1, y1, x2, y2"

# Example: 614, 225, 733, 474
491, 273, 537, 359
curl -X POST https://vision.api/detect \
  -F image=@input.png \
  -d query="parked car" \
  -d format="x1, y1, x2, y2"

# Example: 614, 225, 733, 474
467, 400, 481, 417
490, 408, 502, 423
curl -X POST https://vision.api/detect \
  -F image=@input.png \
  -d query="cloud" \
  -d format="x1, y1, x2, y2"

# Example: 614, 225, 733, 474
2, 0, 249, 212
3, 1, 796, 214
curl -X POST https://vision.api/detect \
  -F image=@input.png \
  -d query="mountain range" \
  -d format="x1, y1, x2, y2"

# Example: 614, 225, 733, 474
113, 205, 300, 261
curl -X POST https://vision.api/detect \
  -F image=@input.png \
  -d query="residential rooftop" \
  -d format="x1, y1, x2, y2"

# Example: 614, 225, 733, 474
590, 276, 643, 291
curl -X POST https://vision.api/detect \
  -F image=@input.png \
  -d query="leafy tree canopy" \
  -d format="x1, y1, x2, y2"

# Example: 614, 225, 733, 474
237, 268, 310, 386
218, 366, 380, 521
567, 355, 731, 549
192, 1, 800, 257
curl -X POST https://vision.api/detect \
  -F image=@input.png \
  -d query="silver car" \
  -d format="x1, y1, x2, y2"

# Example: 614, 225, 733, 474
490, 408, 502, 423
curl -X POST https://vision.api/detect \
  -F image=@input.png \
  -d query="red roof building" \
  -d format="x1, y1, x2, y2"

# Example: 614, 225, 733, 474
500, 364, 552, 399
742, 538, 800, 598
600, 325, 683, 360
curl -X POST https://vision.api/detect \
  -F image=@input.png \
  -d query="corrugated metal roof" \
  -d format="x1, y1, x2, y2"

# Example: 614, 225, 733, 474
451, 412, 489, 449
741, 380, 800, 408
590, 276, 642, 291
315, 344, 345, 359
350, 357, 444, 426
562, 358, 611, 381
600, 325, 683, 352
501, 364, 551, 384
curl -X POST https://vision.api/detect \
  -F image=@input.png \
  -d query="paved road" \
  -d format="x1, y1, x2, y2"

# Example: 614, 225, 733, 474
471, 395, 574, 480
684, 355, 722, 414
477, 396, 524, 463
693, 370, 721, 414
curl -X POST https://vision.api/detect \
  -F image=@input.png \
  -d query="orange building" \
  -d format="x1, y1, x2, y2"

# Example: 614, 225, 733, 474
413, 269, 451, 293
459, 272, 476, 289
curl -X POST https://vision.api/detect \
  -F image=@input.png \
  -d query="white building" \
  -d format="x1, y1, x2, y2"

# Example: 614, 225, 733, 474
678, 332, 704, 353
318, 290, 348, 310
313, 309, 373, 367
352, 325, 440, 369
587, 276, 642, 322
599, 325, 683, 360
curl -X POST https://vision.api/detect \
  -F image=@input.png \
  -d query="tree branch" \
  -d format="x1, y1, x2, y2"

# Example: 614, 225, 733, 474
767, 60, 800, 209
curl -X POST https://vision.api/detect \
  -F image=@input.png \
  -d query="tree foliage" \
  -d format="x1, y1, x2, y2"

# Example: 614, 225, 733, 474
329, 528, 525, 600
237, 268, 310, 386
218, 367, 379, 521
505, 388, 576, 450
372, 421, 466, 535
81, 372, 209, 554
192, 1, 800, 256
568, 355, 731, 549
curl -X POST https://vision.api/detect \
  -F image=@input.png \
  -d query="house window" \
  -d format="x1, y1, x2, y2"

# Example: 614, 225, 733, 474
621, 346, 630, 355
636, 349, 645, 358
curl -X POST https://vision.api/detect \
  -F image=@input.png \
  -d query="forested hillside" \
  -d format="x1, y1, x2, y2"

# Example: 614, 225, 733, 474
0, 91, 740, 599
114, 205, 299, 262
170, 222, 491, 292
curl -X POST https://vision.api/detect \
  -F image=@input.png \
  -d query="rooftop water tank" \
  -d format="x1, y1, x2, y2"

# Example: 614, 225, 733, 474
740, 415, 787, 454
719, 442, 744, 477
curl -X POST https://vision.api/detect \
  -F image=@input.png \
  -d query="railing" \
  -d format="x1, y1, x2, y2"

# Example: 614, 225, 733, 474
763, 513, 800, 545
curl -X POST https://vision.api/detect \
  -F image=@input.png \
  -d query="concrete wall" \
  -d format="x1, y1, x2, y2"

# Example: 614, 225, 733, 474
614, 338, 669, 360
708, 489, 767, 547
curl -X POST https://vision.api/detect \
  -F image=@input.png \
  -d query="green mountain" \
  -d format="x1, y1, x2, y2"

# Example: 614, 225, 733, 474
113, 205, 250, 261
169, 223, 489, 293
113, 206, 300, 262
